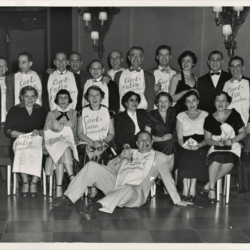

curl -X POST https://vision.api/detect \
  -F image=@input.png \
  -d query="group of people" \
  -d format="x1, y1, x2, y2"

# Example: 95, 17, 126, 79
0, 44, 249, 220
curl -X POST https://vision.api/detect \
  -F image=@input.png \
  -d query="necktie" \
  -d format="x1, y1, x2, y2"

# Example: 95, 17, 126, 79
93, 79, 98, 82
230, 76, 242, 83
60, 72, 64, 75
56, 112, 70, 121
130, 68, 141, 72
160, 68, 171, 73
210, 72, 220, 76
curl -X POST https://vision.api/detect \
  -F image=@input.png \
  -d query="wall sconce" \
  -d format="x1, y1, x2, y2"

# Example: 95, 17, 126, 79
78, 7, 121, 59
212, 7, 250, 57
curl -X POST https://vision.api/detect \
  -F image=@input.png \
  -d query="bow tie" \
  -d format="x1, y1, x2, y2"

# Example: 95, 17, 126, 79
56, 111, 70, 121
230, 76, 242, 83
93, 80, 98, 82
210, 72, 220, 76
130, 68, 141, 72
160, 68, 171, 73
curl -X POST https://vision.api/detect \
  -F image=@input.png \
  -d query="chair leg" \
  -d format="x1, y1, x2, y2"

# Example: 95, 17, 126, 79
223, 176, 227, 196
153, 183, 156, 196
49, 174, 53, 197
13, 173, 17, 195
85, 188, 88, 197
217, 179, 221, 201
42, 169, 46, 195
175, 169, 178, 185
187, 178, 190, 190
7, 165, 11, 196
226, 174, 231, 204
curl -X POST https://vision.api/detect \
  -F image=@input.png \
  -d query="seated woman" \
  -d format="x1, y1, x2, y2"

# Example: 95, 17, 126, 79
145, 92, 177, 194
201, 91, 246, 203
176, 90, 209, 202
169, 50, 198, 115
4, 86, 47, 198
44, 89, 78, 199
114, 91, 147, 154
77, 85, 115, 201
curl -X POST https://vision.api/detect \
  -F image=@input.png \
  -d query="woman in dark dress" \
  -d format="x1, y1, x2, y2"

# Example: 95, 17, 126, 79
114, 91, 147, 154
145, 92, 176, 155
201, 91, 246, 203
176, 90, 209, 202
169, 51, 198, 115
4, 86, 47, 198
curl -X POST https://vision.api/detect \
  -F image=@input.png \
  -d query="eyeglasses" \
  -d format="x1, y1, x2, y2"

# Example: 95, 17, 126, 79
130, 54, 143, 59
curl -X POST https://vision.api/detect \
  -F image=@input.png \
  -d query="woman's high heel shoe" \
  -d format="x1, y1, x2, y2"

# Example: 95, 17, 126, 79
54, 184, 63, 201
87, 186, 98, 202
21, 181, 30, 198
181, 194, 189, 201
207, 187, 216, 204
30, 181, 38, 198
199, 187, 209, 197
188, 195, 196, 202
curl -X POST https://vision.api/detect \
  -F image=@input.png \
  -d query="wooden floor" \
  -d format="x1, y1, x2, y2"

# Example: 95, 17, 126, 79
1, 180, 250, 243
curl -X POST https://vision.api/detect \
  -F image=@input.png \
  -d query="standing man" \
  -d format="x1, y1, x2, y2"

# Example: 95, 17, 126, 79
148, 45, 177, 94
197, 50, 231, 114
223, 56, 250, 127
42, 51, 82, 112
0, 57, 8, 125
6, 52, 43, 111
51, 131, 192, 220
107, 50, 125, 81
82, 59, 119, 113
114, 46, 155, 112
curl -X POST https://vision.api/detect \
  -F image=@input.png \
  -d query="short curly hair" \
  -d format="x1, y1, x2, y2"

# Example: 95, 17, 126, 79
19, 86, 38, 103
84, 85, 105, 102
178, 50, 198, 69
54, 89, 73, 104
121, 91, 141, 109
213, 91, 232, 105
154, 92, 173, 106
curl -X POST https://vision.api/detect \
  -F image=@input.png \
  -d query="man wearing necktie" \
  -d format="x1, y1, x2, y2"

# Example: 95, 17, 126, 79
223, 56, 250, 133
197, 50, 231, 114
82, 59, 119, 113
107, 50, 125, 81
114, 46, 155, 112
148, 45, 179, 96
42, 52, 82, 112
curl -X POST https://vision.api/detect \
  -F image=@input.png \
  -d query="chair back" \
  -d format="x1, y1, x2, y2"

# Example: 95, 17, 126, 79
0, 128, 10, 146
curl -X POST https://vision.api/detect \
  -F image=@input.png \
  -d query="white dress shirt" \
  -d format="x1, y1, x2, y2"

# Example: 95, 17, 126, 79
210, 69, 221, 88
127, 110, 140, 134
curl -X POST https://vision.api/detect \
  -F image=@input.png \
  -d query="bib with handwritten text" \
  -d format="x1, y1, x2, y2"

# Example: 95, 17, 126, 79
223, 78, 249, 126
114, 149, 156, 188
153, 68, 176, 93
82, 79, 109, 107
81, 105, 110, 143
0, 77, 7, 122
14, 71, 42, 105
47, 71, 78, 111
119, 69, 147, 111
13, 133, 43, 177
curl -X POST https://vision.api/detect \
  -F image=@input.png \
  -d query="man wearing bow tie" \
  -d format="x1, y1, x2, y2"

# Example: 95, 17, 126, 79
42, 52, 82, 112
197, 51, 231, 114
114, 46, 155, 112
148, 45, 179, 95
82, 59, 119, 113
6, 52, 43, 111
223, 56, 250, 131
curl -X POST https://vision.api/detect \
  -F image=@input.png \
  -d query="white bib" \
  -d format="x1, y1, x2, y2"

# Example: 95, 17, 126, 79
13, 133, 43, 177
82, 79, 109, 107
14, 71, 42, 105
47, 71, 78, 111
208, 123, 241, 157
119, 69, 147, 111
44, 126, 79, 164
107, 68, 125, 81
154, 68, 176, 93
115, 149, 156, 188
81, 105, 110, 142
0, 77, 7, 123
223, 79, 250, 126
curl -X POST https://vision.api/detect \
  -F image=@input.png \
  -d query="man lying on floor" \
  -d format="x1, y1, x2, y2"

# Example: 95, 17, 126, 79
51, 131, 193, 220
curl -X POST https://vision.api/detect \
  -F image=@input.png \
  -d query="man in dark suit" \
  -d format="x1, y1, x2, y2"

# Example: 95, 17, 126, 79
114, 46, 155, 112
197, 50, 231, 114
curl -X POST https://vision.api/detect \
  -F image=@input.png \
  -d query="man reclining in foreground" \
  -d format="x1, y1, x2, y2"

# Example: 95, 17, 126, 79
51, 131, 192, 220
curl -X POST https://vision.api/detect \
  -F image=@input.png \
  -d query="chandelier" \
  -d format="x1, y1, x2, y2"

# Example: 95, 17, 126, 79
213, 7, 250, 57
78, 7, 121, 59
